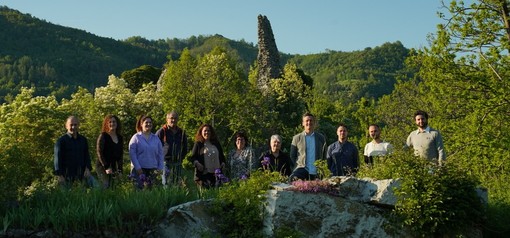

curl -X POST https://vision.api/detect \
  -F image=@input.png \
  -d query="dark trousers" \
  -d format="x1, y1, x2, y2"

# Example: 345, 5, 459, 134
288, 168, 317, 183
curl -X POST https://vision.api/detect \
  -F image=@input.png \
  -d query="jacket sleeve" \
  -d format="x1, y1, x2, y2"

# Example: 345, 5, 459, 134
83, 137, 92, 171
189, 142, 201, 164
96, 133, 107, 169
54, 137, 62, 175
290, 135, 298, 168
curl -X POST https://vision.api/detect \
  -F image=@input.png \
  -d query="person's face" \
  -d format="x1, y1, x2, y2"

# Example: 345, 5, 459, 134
235, 136, 246, 150
166, 113, 178, 128
368, 125, 380, 140
415, 115, 428, 129
270, 138, 281, 153
108, 117, 117, 132
201, 126, 211, 141
337, 126, 348, 141
66, 117, 79, 135
302, 116, 315, 133
142, 118, 152, 133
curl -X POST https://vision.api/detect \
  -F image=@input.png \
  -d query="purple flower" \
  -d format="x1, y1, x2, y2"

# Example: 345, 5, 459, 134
215, 168, 222, 175
240, 174, 248, 180
262, 156, 270, 166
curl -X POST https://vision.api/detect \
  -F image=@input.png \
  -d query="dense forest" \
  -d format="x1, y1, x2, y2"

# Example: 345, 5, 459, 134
1, 1, 509, 237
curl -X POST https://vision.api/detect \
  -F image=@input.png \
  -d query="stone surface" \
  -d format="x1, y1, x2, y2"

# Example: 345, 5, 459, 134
154, 177, 484, 237
257, 15, 281, 92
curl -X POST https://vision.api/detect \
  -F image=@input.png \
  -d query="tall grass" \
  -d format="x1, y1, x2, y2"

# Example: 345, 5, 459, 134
3, 172, 200, 236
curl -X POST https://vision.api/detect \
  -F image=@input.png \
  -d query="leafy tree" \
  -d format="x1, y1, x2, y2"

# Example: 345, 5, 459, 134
0, 88, 62, 204
120, 65, 162, 93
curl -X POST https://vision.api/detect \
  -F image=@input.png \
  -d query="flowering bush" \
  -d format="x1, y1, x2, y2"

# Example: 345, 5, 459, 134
289, 179, 339, 196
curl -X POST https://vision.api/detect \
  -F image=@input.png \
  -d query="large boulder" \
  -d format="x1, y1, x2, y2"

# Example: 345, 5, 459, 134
154, 177, 483, 237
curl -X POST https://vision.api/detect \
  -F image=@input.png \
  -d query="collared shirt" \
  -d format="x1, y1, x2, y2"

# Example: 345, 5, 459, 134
406, 126, 446, 163
326, 140, 359, 176
54, 132, 91, 177
305, 132, 317, 174
129, 132, 164, 171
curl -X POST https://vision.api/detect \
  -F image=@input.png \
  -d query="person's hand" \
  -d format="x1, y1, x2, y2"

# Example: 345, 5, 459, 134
105, 168, 113, 174
136, 169, 143, 175
84, 168, 91, 178
195, 162, 204, 172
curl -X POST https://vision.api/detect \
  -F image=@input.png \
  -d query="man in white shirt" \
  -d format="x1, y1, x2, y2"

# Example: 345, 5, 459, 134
363, 124, 392, 165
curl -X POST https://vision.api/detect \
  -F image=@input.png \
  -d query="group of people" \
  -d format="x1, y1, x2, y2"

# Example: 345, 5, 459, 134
53, 110, 445, 189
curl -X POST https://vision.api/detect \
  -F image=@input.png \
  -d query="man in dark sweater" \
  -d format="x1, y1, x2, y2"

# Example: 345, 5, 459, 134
54, 116, 92, 186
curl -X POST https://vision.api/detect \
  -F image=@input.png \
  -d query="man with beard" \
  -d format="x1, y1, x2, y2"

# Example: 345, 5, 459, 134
406, 110, 446, 165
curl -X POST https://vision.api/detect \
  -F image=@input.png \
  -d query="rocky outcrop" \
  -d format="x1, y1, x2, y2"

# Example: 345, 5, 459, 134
257, 15, 281, 92
154, 177, 485, 237
155, 177, 406, 237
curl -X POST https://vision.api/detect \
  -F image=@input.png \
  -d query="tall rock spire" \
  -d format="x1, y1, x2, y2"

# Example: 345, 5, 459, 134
257, 15, 281, 92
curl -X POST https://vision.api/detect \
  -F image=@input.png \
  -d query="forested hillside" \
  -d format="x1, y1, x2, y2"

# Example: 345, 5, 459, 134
0, 7, 262, 103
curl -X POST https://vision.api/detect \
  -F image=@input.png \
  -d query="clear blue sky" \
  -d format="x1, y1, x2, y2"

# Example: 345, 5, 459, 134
1, 0, 446, 55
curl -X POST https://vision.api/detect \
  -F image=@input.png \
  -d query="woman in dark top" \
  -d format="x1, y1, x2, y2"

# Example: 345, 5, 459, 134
189, 124, 226, 189
96, 115, 124, 188
259, 134, 292, 177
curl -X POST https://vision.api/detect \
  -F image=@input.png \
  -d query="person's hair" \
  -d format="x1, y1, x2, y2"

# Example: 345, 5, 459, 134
368, 124, 380, 130
101, 115, 122, 134
167, 111, 179, 119
302, 112, 315, 120
270, 134, 282, 143
136, 114, 152, 132
337, 123, 348, 131
414, 110, 429, 120
234, 131, 248, 143
194, 124, 219, 143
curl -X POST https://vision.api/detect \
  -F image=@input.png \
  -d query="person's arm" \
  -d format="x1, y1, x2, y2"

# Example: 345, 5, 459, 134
190, 142, 204, 171
181, 132, 188, 160
96, 133, 108, 169
129, 134, 142, 173
216, 142, 226, 168
290, 136, 298, 170
436, 132, 446, 165
54, 137, 63, 176
83, 136, 92, 177
156, 135, 164, 170
326, 144, 334, 175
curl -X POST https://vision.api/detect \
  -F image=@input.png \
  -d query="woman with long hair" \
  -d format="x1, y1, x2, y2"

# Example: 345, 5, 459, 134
189, 124, 226, 188
96, 115, 124, 188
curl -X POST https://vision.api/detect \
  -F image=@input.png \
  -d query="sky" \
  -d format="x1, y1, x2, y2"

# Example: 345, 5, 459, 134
1, 0, 447, 55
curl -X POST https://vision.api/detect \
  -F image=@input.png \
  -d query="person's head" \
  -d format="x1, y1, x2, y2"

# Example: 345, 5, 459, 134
234, 131, 248, 150
166, 111, 179, 128
414, 110, 429, 129
302, 112, 316, 133
195, 124, 217, 143
101, 115, 121, 134
65, 116, 79, 137
368, 124, 381, 140
336, 123, 348, 142
136, 115, 153, 133
270, 134, 282, 153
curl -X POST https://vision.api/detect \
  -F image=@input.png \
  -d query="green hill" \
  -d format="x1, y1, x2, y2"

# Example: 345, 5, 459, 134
0, 6, 409, 105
